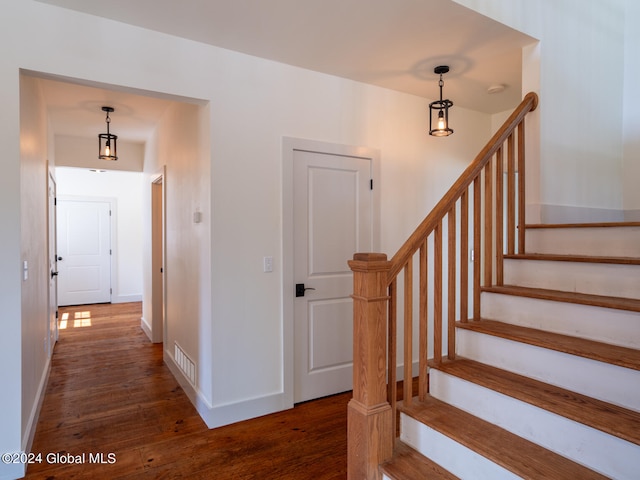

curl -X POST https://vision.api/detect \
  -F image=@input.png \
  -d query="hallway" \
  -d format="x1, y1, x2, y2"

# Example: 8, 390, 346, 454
26, 303, 348, 479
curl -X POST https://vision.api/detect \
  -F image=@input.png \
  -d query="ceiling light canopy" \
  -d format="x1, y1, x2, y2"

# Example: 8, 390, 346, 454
429, 66, 453, 137
98, 106, 118, 161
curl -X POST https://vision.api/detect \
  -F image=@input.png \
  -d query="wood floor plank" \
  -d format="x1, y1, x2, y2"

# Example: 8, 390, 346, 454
380, 441, 459, 480
26, 302, 349, 479
401, 396, 609, 480
457, 319, 640, 371
430, 358, 640, 445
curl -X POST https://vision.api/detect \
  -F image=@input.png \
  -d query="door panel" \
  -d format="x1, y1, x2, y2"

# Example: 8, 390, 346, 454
57, 199, 111, 306
294, 149, 373, 402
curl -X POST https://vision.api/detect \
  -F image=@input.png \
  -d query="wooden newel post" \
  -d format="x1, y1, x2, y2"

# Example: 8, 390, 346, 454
347, 253, 393, 480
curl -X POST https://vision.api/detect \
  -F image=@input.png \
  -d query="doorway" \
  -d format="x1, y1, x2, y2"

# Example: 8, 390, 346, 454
56, 197, 114, 306
47, 169, 58, 353
151, 171, 165, 344
283, 137, 380, 403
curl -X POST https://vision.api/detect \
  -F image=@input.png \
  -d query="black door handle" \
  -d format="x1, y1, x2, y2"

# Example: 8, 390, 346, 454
51, 270, 59, 279
295, 283, 316, 297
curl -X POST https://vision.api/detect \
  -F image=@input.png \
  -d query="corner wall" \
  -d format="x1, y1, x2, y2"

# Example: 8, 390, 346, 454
623, 0, 640, 220
1, 1, 493, 453
455, 0, 628, 223
141, 100, 213, 410
18, 73, 50, 478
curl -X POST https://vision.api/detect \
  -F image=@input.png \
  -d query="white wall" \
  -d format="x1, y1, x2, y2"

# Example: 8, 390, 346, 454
623, 0, 640, 220
455, 0, 629, 222
54, 167, 144, 303
141, 100, 213, 404
0, 1, 533, 468
18, 74, 50, 480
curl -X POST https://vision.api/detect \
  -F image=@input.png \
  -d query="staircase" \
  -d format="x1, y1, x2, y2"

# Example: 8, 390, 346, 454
346, 93, 640, 480
382, 222, 640, 480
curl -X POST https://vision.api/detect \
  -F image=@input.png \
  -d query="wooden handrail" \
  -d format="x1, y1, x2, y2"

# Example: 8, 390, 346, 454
347, 92, 538, 480
387, 92, 538, 280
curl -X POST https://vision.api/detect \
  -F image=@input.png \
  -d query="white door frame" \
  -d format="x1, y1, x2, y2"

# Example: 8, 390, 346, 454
47, 166, 58, 351
151, 169, 167, 344
282, 137, 380, 406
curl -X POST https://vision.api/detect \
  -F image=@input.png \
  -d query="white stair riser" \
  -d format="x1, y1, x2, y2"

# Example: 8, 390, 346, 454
400, 413, 520, 480
481, 292, 640, 349
457, 328, 640, 411
430, 370, 640, 480
503, 259, 640, 299
525, 226, 640, 257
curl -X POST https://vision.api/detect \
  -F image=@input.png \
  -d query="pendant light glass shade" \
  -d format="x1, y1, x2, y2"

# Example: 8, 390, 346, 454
99, 106, 118, 160
429, 66, 453, 137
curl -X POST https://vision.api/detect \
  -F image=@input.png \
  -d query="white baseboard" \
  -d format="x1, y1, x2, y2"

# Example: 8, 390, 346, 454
112, 294, 142, 304
163, 349, 292, 429
200, 391, 292, 429
395, 360, 420, 382
23, 356, 51, 452
624, 209, 640, 221
11, 355, 53, 480
140, 317, 153, 342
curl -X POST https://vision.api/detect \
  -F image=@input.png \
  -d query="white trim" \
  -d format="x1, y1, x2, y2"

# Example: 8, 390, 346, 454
151, 168, 166, 346
22, 356, 51, 457
282, 137, 381, 406
164, 348, 289, 429
140, 316, 152, 342
113, 294, 143, 304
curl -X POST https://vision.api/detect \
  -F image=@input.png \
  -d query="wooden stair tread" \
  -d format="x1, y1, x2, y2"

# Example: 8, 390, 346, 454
400, 396, 608, 480
504, 252, 640, 265
457, 319, 640, 371
430, 357, 640, 446
482, 284, 640, 312
526, 222, 640, 229
380, 441, 459, 480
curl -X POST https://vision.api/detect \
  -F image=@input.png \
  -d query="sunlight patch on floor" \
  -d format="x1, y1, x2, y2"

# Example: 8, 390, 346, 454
59, 311, 93, 329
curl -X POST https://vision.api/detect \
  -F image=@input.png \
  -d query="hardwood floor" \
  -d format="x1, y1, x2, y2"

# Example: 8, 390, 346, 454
26, 303, 348, 479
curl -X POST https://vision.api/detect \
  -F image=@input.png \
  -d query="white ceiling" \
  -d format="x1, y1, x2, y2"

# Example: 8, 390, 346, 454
35, 0, 535, 143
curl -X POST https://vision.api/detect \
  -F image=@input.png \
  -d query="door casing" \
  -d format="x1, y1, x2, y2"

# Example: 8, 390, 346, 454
283, 137, 380, 405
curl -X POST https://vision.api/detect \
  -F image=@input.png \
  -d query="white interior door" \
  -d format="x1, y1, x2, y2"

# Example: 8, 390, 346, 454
57, 198, 112, 306
293, 149, 374, 402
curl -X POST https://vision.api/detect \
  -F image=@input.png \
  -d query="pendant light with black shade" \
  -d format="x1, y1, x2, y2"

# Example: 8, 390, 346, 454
98, 106, 118, 161
429, 66, 453, 137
